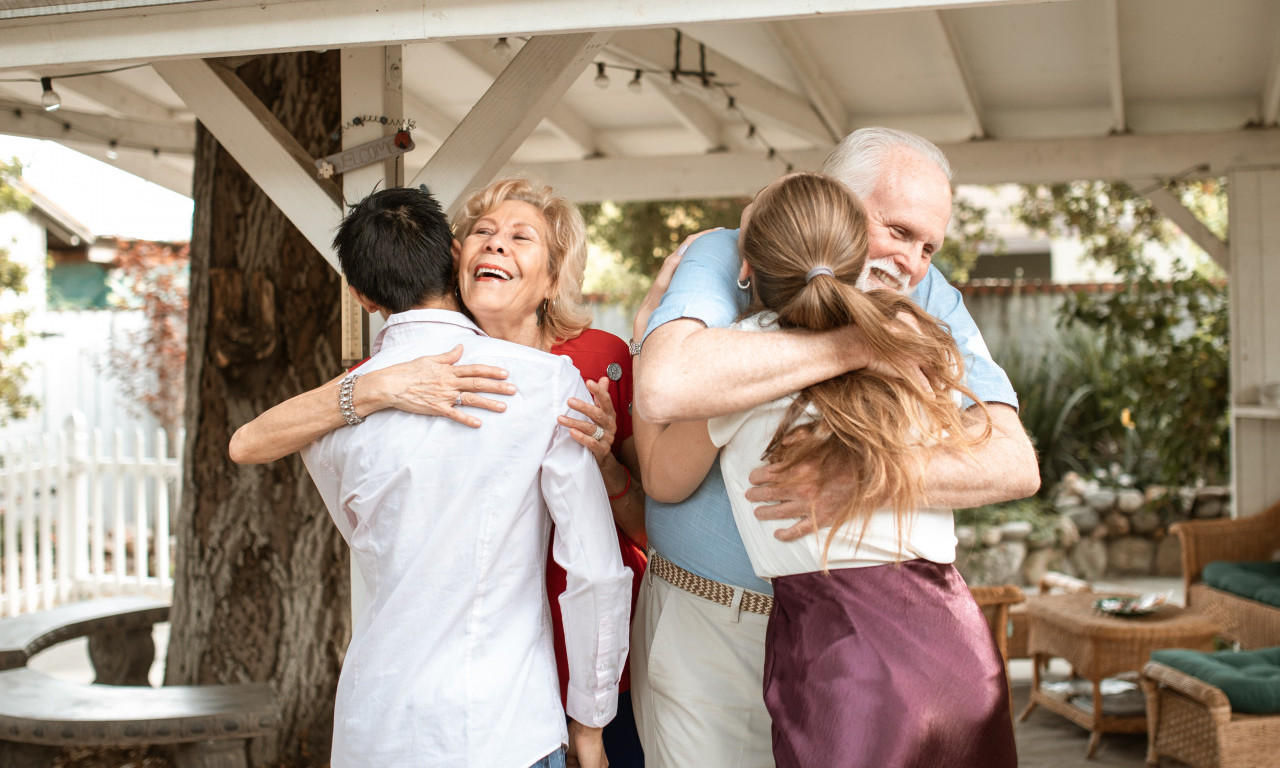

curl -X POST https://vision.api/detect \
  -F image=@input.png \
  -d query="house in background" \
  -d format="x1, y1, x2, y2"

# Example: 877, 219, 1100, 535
0, 179, 187, 447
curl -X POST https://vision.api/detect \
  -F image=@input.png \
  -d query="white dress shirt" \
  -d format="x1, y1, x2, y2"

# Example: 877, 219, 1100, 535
707, 312, 958, 579
302, 309, 631, 768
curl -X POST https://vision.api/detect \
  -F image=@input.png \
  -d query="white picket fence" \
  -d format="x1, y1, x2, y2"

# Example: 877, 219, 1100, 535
0, 412, 183, 617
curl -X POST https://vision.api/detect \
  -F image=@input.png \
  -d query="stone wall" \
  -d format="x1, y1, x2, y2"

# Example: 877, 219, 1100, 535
955, 471, 1231, 586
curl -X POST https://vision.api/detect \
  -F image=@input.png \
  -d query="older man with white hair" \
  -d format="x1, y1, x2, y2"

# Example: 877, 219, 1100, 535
627, 127, 1039, 768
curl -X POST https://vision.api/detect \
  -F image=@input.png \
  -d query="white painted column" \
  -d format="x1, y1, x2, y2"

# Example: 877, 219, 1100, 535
1227, 167, 1280, 516
340, 46, 404, 620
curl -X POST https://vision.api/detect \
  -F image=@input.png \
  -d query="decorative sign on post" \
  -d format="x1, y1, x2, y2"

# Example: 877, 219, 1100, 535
316, 130, 414, 179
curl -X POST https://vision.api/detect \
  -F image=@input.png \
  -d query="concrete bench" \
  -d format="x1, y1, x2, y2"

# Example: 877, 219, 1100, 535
0, 598, 281, 768
0, 667, 280, 768
0, 595, 169, 683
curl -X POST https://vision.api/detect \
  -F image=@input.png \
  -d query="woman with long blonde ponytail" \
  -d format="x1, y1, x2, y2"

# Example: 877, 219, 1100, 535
637, 172, 1016, 767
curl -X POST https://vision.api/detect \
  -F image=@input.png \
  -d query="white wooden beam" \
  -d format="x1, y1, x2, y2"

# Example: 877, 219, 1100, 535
0, 98, 194, 152
608, 28, 833, 147
1103, 0, 1126, 133
644, 77, 724, 151
1262, 25, 1280, 127
766, 21, 847, 141
928, 10, 984, 140
54, 72, 178, 122
402, 94, 459, 145
518, 128, 1280, 202
61, 138, 193, 196
447, 38, 613, 158
1136, 183, 1228, 271
0, 0, 1067, 72
152, 58, 343, 269
410, 32, 610, 214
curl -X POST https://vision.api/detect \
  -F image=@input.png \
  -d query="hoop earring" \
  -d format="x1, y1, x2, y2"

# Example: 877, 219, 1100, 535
737, 277, 751, 291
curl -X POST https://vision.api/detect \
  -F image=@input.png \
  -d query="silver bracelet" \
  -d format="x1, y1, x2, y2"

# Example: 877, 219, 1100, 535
339, 372, 364, 426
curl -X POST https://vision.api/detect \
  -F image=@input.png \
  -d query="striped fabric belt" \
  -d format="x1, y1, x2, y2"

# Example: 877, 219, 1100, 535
648, 551, 774, 616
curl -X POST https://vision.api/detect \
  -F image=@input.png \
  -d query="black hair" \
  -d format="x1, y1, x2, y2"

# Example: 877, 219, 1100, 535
332, 186, 454, 313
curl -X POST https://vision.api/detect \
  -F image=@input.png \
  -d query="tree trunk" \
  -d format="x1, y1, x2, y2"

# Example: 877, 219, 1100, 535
165, 52, 349, 767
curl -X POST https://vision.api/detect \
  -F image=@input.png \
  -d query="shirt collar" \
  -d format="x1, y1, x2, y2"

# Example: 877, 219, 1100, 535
372, 308, 488, 355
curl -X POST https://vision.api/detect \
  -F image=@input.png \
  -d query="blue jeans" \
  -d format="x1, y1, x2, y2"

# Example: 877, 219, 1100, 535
529, 746, 566, 768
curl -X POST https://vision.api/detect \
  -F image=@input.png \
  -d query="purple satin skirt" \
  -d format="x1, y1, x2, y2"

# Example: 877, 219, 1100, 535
764, 560, 1017, 768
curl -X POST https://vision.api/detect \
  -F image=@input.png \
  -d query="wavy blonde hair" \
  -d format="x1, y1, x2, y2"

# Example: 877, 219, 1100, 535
452, 177, 592, 346
740, 172, 990, 567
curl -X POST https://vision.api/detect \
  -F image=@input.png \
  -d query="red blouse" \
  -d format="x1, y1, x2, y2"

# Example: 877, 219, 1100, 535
548, 328, 647, 698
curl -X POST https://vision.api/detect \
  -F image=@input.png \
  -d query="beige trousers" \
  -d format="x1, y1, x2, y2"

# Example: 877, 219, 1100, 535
630, 565, 775, 768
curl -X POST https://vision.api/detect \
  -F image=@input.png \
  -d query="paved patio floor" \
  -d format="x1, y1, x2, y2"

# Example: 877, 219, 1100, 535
28, 577, 1191, 766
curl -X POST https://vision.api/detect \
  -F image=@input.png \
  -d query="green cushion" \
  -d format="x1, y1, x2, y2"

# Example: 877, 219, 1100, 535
1151, 646, 1280, 714
1202, 561, 1280, 609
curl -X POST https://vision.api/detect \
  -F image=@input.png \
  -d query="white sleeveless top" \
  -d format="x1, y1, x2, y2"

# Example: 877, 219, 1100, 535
707, 312, 958, 579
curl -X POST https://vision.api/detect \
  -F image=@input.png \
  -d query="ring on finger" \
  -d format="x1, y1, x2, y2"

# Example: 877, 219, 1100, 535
591, 424, 605, 442
454, 393, 464, 408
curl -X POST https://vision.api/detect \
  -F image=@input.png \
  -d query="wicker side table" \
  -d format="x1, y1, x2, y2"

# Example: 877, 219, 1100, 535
1018, 592, 1220, 758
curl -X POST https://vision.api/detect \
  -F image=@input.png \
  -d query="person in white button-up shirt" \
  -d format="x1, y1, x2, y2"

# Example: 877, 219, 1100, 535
300, 187, 631, 768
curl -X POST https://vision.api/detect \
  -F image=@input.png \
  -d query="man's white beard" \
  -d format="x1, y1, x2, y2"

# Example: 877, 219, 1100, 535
856, 257, 909, 294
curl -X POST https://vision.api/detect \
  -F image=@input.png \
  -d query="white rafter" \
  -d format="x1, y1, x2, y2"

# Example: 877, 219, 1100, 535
0, 98, 193, 152
1262, 25, 1280, 126
410, 32, 611, 213
54, 71, 179, 121
1137, 183, 1229, 271
152, 58, 343, 269
607, 28, 832, 147
928, 10, 984, 140
447, 39, 615, 158
1104, 0, 1126, 133
765, 21, 846, 141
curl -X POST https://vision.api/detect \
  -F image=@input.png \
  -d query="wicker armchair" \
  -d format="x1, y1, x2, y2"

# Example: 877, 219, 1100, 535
970, 583, 1025, 722
1172, 500, 1280, 649
1140, 660, 1280, 768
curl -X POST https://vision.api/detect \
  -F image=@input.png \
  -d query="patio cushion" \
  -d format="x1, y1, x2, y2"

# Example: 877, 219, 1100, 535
1150, 646, 1280, 714
1202, 561, 1280, 609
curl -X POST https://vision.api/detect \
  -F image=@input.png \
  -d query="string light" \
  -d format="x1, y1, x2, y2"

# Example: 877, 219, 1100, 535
493, 37, 512, 58
105, 140, 119, 161
40, 77, 60, 112
593, 62, 610, 89
627, 70, 643, 94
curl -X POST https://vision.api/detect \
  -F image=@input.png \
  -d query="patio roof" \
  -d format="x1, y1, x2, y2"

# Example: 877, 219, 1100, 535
0, 0, 1277, 515
0, 0, 1276, 202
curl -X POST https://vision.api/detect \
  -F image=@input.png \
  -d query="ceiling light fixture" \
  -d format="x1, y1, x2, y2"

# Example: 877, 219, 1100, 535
593, 62, 610, 89
40, 77, 61, 112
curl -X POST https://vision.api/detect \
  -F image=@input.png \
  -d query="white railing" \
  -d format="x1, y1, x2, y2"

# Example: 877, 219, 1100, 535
0, 412, 183, 617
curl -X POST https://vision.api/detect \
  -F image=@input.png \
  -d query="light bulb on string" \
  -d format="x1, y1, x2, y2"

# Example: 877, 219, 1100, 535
593, 62, 610, 89
493, 37, 513, 58
627, 70, 643, 94
40, 77, 61, 112
105, 140, 119, 161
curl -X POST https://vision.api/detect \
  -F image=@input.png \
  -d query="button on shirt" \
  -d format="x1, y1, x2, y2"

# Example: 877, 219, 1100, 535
302, 309, 632, 768
642, 228, 1017, 595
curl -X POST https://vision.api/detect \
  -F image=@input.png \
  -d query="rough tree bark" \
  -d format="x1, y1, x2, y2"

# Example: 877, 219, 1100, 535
165, 52, 350, 767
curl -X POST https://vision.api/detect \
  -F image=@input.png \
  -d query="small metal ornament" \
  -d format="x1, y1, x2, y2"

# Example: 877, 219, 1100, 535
606, 363, 623, 381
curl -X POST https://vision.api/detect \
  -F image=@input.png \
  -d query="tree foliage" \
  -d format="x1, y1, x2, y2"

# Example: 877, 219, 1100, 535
103, 239, 190, 437
1013, 179, 1230, 486
0, 159, 35, 423
580, 198, 749, 287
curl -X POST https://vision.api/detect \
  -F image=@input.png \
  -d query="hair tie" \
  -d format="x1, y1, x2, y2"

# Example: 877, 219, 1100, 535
805, 266, 835, 284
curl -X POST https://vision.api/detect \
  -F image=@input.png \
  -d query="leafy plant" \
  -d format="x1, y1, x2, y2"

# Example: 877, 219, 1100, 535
1013, 179, 1229, 487
0, 159, 35, 423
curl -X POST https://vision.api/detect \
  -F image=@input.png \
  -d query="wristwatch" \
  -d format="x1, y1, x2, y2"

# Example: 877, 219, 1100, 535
628, 338, 642, 356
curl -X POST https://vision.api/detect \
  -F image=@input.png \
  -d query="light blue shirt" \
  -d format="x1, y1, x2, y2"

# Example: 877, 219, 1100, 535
642, 228, 1017, 594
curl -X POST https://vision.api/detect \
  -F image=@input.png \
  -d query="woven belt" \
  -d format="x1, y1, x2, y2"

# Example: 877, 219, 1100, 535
649, 552, 773, 616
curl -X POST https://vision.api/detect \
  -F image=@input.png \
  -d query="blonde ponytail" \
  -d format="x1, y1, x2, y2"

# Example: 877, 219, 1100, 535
740, 173, 989, 567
